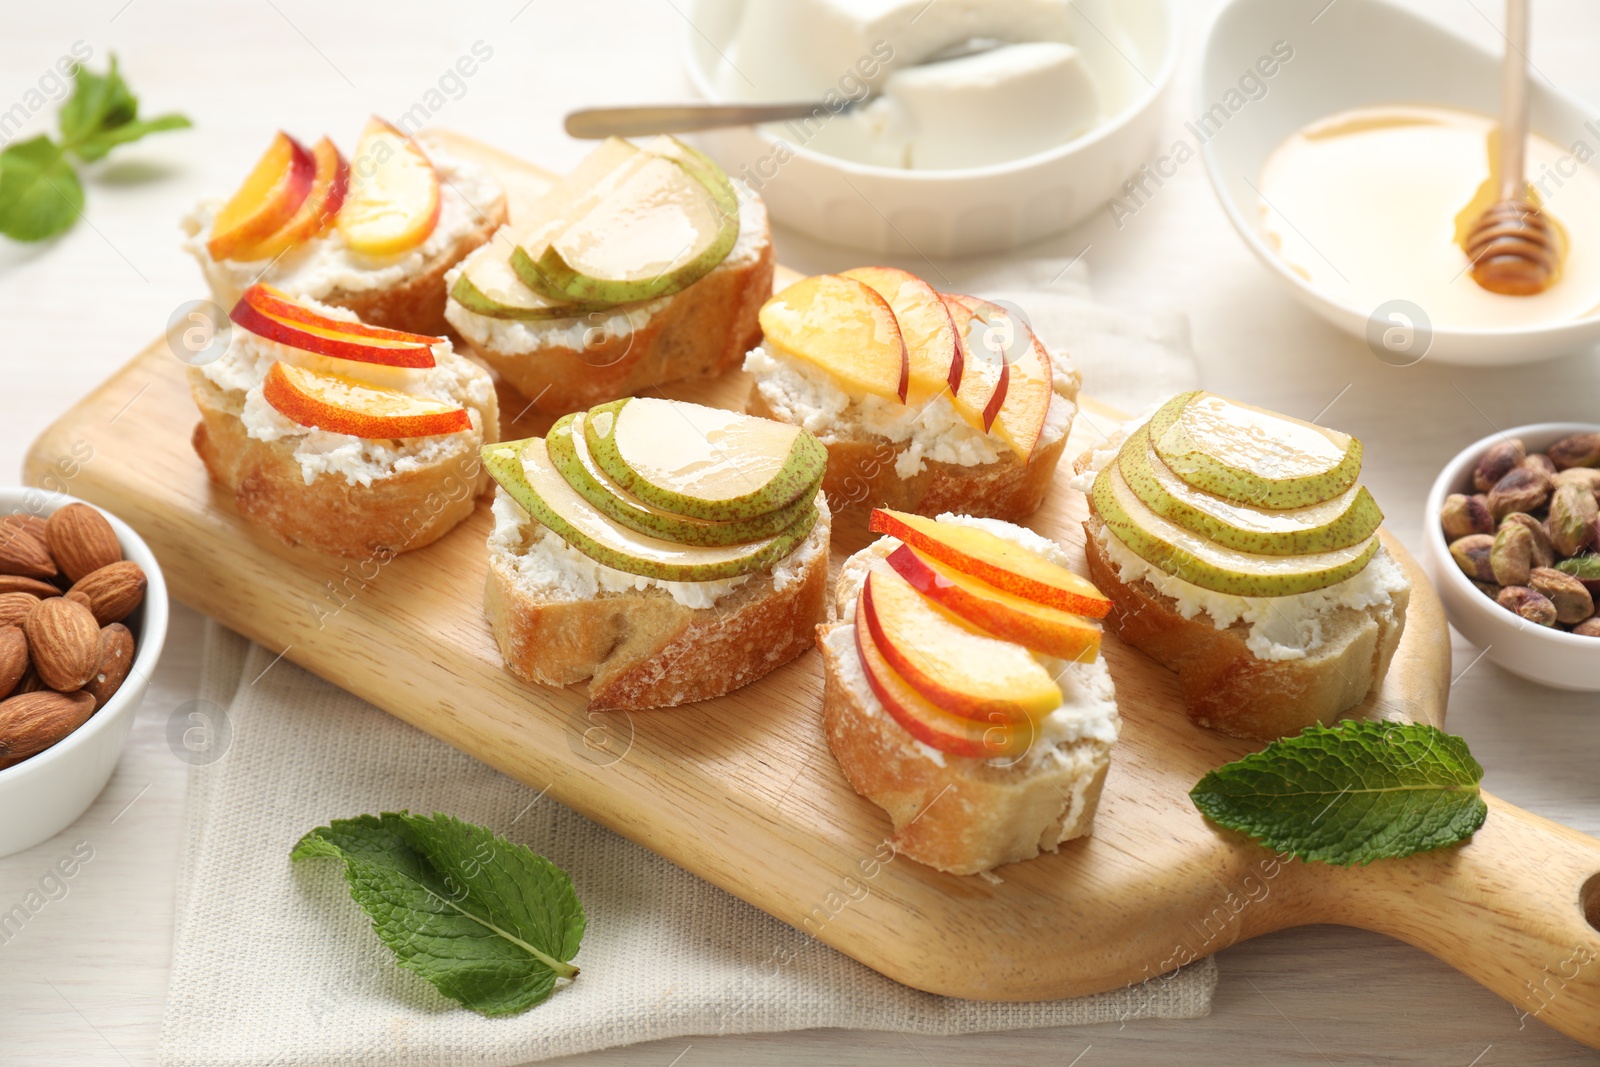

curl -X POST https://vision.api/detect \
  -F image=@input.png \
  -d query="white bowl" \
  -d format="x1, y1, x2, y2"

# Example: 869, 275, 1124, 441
1421, 424, 1600, 692
1198, 0, 1600, 366
0, 490, 169, 857
679, 0, 1180, 257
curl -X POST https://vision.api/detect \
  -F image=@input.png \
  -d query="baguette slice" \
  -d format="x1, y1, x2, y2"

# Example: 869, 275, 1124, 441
485, 489, 829, 710
1081, 515, 1409, 740
817, 526, 1117, 876
447, 186, 775, 416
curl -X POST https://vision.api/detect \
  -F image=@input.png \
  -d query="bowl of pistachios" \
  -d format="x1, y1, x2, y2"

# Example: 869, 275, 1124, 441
1424, 423, 1600, 691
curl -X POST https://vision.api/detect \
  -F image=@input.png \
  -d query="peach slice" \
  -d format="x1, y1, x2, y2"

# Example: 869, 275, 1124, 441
885, 544, 1100, 661
869, 508, 1112, 618
338, 117, 441, 256
206, 132, 316, 260
263, 362, 469, 438
992, 327, 1053, 462
842, 266, 960, 405
940, 294, 1009, 432
232, 285, 440, 367
231, 137, 348, 261
853, 594, 1033, 760
861, 562, 1061, 723
760, 274, 908, 402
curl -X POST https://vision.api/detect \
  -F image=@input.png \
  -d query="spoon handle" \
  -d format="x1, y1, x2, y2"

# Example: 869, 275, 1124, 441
1499, 0, 1531, 200
564, 102, 835, 139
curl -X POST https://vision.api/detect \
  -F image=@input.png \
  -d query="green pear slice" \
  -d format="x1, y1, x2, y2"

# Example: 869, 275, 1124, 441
546, 412, 821, 546
483, 438, 818, 582
1091, 464, 1379, 596
514, 151, 739, 305
450, 239, 618, 320
584, 397, 828, 522
1118, 425, 1383, 556
1149, 391, 1363, 509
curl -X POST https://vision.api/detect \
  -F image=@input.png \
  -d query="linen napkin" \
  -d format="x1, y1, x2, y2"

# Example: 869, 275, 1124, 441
160, 275, 1211, 1066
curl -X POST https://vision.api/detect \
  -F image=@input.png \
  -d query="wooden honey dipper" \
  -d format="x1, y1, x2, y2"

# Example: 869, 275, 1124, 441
1464, 0, 1561, 296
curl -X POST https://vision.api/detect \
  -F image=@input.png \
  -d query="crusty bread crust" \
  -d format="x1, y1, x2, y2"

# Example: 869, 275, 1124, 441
484, 505, 828, 711
816, 621, 1111, 876
747, 387, 1068, 524
188, 372, 495, 558
457, 226, 775, 416
1082, 516, 1409, 740
324, 195, 506, 337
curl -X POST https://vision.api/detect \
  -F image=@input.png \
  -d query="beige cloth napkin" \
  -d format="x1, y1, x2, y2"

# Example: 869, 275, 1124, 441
160, 276, 1211, 1066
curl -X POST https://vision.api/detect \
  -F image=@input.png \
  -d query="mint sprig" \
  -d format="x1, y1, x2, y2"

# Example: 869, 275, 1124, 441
292, 812, 586, 1016
0, 53, 190, 241
1190, 721, 1487, 865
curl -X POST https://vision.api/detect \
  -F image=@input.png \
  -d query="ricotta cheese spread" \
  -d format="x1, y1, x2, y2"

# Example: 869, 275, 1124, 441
1071, 403, 1411, 661
744, 342, 1077, 479
198, 296, 494, 487
832, 513, 1120, 766
443, 182, 769, 356
489, 487, 829, 611
183, 144, 502, 310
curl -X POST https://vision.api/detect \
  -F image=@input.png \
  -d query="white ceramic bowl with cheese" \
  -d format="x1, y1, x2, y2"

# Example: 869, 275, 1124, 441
1200, 0, 1600, 366
0, 490, 169, 857
1422, 424, 1600, 692
679, 0, 1180, 256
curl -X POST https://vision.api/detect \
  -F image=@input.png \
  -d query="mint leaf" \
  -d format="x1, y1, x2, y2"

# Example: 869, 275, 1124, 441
73, 114, 192, 162
60, 54, 138, 146
292, 812, 585, 1016
0, 137, 83, 241
1190, 721, 1486, 865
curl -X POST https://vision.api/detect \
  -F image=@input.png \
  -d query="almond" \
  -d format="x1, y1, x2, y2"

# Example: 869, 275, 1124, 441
0, 575, 62, 598
69, 561, 146, 626
14, 666, 45, 695
0, 520, 57, 580
1, 514, 48, 541
65, 590, 93, 610
0, 689, 96, 769
0, 626, 27, 699
0, 592, 39, 628
24, 597, 100, 692
84, 623, 134, 708
46, 504, 122, 583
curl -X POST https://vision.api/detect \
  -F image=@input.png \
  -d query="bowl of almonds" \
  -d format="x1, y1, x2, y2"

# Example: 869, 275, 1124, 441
0, 490, 167, 856
1424, 423, 1600, 692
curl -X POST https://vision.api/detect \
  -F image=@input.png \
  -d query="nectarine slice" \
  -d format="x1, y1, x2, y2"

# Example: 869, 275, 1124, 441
338, 117, 441, 256
231, 137, 348, 260
853, 595, 1033, 760
233, 285, 439, 367
263, 362, 469, 438
843, 266, 960, 406
207, 132, 316, 260
861, 563, 1060, 723
760, 274, 908, 402
869, 509, 1112, 618
941, 294, 1009, 432
991, 328, 1053, 463
885, 544, 1100, 661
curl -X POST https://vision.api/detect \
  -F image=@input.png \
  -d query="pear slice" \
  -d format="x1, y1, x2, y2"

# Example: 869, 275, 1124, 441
546, 412, 821, 546
1091, 464, 1379, 596
450, 239, 618, 320
515, 149, 739, 305
1150, 391, 1363, 509
1119, 425, 1383, 556
583, 397, 828, 522
483, 438, 817, 582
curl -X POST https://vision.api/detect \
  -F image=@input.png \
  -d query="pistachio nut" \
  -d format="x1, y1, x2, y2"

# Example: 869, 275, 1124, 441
1549, 482, 1600, 557
1449, 534, 1496, 582
1554, 467, 1600, 506
1547, 431, 1600, 471
1472, 580, 1502, 600
1487, 465, 1553, 520
1573, 617, 1600, 638
1441, 493, 1494, 540
1474, 437, 1527, 492
1490, 522, 1534, 586
1499, 512, 1556, 568
1529, 566, 1595, 625
1496, 585, 1558, 626
1521, 453, 1558, 478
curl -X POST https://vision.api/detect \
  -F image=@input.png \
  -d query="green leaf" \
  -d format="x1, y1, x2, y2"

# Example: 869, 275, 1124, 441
1557, 555, 1600, 581
1190, 721, 1487, 865
60, 54, 137, 146
73, 113, 192, 162
291, 812, 585, 1016
0, 136, 84, 241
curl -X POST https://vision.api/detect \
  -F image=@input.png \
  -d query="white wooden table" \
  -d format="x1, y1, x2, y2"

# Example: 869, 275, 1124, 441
3, 1, 1599, 1063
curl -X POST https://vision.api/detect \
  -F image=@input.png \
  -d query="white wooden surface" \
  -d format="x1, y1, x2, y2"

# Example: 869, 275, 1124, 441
3, 1, 1600, 1064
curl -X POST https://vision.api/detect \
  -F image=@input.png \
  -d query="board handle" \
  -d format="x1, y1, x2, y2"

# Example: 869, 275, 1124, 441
1319, 792, 1600, 1048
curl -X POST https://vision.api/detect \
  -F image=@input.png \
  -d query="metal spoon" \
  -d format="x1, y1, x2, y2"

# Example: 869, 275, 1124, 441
564, 37, 1006, 139
1463, 0, 1561, 296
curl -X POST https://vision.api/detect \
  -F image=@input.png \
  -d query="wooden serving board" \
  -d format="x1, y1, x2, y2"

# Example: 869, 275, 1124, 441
27, 133, 1600, 1049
